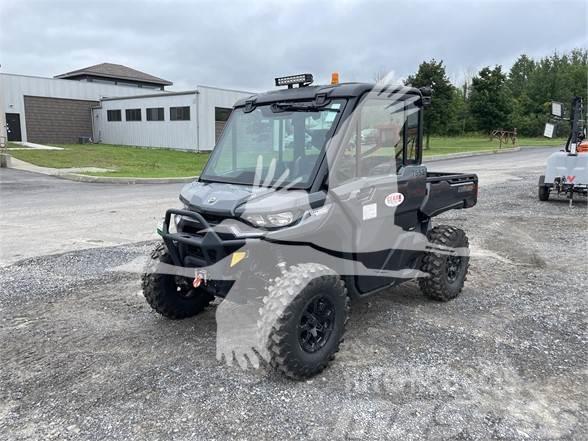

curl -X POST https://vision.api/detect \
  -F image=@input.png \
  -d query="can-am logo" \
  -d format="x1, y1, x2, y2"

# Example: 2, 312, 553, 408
207, 197, 217, 204
384, 192, 404, 207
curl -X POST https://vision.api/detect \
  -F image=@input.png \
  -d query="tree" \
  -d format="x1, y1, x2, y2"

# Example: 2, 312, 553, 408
507, 49, 587, 136
508, 54, 535, 99
406, 59, 455, 148
469, 66, 513, 134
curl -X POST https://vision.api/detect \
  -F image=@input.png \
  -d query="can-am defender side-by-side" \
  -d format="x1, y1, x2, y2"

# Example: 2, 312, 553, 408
539, 96, 588, 205
142, 74, 478, 379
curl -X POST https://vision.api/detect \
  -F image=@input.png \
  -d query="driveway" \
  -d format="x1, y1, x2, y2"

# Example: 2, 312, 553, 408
0, 169, 181, 266
1, 147, 585, 440
0, 147, 562, 266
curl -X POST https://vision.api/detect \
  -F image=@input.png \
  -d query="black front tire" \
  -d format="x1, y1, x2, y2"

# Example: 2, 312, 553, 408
260, 264, 349, 380
141, 243, 214, 319
419, 226, 470, 302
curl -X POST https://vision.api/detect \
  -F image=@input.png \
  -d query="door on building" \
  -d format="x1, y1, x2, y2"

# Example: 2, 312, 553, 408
214, 107, 232, 144
6, 113, 22, 142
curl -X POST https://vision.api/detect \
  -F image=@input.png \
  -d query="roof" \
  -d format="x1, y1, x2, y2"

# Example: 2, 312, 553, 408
233, 82, 423, 107
54, 63, 173, 86
100, 90, 197, 101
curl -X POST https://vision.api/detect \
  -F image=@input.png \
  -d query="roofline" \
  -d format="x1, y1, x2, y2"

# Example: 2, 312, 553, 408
0, 71, 174, 89
99, 90, 198, 101
55, 71, 173, 86
232, 82, 424, 108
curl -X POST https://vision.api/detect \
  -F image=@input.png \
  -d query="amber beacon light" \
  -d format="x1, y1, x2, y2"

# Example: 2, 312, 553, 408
331, 72, 339, 85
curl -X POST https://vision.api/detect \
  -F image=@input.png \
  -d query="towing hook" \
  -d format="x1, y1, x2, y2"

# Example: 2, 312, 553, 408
193, 270, 208, 288
193, 276, 203, 288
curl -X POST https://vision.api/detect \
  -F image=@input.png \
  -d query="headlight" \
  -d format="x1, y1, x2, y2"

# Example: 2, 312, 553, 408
244, 211, 295, 228
266, 211, 294, 227
244, 214, 267, 227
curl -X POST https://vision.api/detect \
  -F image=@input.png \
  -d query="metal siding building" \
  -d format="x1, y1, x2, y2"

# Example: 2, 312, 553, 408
92, 86, 252, 151
93, 92, 198, 150
1, 73, 164, 143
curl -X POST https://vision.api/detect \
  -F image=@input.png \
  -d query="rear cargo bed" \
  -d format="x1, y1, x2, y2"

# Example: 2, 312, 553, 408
420, 171, 478, 217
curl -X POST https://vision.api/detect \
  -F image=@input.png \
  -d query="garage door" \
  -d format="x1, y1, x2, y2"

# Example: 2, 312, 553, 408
24, 96, 99, 144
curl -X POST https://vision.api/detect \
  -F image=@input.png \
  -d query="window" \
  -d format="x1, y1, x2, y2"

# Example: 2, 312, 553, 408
201, 100, 344, 188
334, 95, 419, 183
125, 109, 142, 121
215, 107, 232, 122
146, 107, 164, 121
170, 106, 190, 121
215, 107, 233, 142
107, 109, 122, 122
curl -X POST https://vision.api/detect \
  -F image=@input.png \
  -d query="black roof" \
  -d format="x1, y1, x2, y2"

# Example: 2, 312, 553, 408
234, 82, 423, 107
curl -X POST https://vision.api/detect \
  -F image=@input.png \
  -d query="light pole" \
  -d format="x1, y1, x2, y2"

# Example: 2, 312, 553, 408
0, 64, 6, 145
0, 62, 10, 167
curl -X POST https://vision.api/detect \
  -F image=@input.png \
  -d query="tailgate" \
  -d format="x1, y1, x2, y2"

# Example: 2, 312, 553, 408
420, 172, 478, 217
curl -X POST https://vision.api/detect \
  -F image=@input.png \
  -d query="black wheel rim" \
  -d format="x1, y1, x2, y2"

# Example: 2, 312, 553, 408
446, 255, 462, 283
174, 276, 196, 298
298, 295, 335, 353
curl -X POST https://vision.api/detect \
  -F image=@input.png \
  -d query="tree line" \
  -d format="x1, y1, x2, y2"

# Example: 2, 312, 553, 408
404, 49, 587, 146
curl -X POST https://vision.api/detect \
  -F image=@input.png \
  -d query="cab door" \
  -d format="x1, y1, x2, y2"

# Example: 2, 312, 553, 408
330, 93, 426, 294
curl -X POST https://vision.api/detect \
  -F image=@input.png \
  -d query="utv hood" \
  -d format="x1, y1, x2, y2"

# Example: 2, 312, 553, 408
179, 181, 269, 215
179, 181, 322, 217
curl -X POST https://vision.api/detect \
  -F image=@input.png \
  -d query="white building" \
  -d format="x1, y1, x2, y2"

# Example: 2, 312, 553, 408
92, 85, 252, 151
1, 63, 253, 151
1, 72, 163, 145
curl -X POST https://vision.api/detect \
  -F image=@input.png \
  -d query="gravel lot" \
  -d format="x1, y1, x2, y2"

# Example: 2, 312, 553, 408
1, 167, 587, 440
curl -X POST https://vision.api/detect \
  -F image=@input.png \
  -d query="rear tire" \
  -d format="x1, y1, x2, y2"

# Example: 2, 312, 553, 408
141, 243, 214, 319
419, 226, 469, 302
259, 263, 349, 380
538, 175, 550, 201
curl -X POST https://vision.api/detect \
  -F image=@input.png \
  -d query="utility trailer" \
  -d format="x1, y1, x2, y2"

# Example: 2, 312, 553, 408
539, 96, 588, 205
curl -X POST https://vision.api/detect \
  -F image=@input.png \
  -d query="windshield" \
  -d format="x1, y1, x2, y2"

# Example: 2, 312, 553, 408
200, 99, 346, 188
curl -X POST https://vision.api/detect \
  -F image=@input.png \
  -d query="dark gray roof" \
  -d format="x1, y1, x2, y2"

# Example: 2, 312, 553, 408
233, 83, 423, 107
54, 63, 173, 86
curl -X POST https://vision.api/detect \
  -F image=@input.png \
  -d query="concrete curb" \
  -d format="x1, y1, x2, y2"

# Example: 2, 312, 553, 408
424, 147, 521, 162
57, 173, 198, 184
7, 157, 197, 184
7, 144, 559, 184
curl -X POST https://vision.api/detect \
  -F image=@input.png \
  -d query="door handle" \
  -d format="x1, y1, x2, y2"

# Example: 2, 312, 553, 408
356, 186, 375, 201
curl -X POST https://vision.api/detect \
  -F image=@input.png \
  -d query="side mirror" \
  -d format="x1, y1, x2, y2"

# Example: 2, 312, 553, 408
419, 87, 432, 107
544, 122, 555, 139
551, 102, 563, 118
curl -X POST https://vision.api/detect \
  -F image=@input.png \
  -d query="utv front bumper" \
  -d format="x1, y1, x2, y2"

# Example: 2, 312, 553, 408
158, 208, 246, 268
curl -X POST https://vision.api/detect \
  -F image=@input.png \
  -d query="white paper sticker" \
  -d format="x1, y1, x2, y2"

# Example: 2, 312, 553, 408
362, 203, 377, 220
385, 192, 404, 207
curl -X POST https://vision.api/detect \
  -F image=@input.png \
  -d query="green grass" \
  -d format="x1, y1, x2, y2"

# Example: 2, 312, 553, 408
423, 136, 566, 156
6, 136, 565, 178
8, 143, 210, 178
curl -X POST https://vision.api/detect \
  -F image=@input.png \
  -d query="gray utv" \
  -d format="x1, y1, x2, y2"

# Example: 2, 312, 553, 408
142, 74, 478, 379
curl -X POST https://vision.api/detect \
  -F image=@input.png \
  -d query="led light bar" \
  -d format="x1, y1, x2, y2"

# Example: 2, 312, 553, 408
275, 73, 314, 88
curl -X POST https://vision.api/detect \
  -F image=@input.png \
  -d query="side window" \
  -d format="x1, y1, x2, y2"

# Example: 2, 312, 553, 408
405, 106, 419, 164
358, 99, 405, 177
333, 97, 410, 184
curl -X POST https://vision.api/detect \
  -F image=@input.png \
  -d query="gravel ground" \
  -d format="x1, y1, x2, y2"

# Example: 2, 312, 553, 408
1, 173, 587, 440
